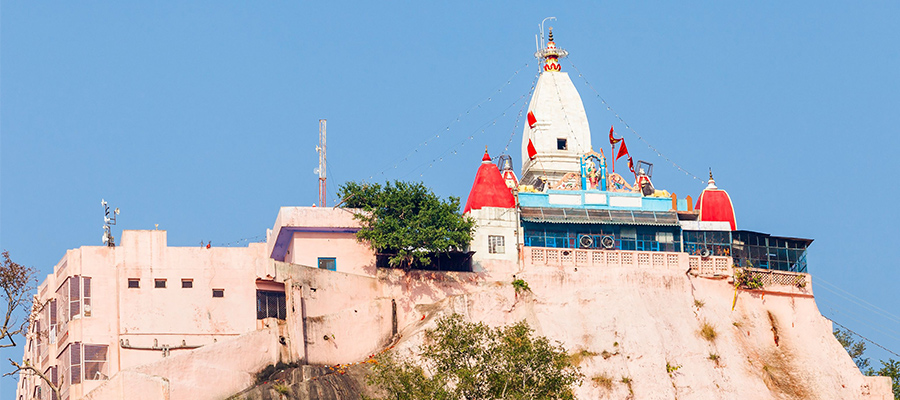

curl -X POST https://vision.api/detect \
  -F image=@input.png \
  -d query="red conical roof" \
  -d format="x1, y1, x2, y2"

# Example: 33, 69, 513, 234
696, 175, 737, 230
463, 150, 516, 213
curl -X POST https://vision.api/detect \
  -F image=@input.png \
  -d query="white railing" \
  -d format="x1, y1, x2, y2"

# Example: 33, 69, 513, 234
526, 246, 732, 276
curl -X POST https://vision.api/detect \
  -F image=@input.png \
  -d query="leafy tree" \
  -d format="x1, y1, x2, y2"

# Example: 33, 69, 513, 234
0, 251, 60, 400
338, 181, 475, 269
366, 314, 583, 400
834, 327, 870, 371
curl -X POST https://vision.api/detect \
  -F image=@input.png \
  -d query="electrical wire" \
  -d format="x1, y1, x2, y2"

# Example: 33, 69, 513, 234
566, 59, 705, 184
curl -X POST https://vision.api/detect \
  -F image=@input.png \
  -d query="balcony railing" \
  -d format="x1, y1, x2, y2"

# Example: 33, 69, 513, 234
526, 246, 732, 276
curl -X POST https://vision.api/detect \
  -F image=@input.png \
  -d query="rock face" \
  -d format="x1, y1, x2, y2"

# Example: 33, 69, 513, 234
229, 266, 892, 400
382, 266, 891, 400
233, 365, 374, 400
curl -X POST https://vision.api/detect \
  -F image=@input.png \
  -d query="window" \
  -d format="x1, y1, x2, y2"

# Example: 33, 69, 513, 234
656, 232, 674, 244
49, 300, 57, 344
488, 235, 505, 254
83, 277, 92, 317
154, 279, 166, 289
70, 342, 82, 385
256, 291, 287, 319
83, 344, 108, 380
318, 257, 336, 271
212, 289, 225, 298
557, 138, 568, 150
127, 279, 140, 289
70, 276, 81, 319
182, 279, 193, 288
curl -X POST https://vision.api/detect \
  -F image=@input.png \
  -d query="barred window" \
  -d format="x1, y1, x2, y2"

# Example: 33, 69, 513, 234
212, 289, 225, 298
488, 235, 505, 254
83, 344, 108, 380
83, 277, 92, 317
70, 342, 82, 385
154, 279, 166, 289
256, 291, 287, 320
70, 276, 81, 319
182, 279, 193, 288
127, 279, 139, 289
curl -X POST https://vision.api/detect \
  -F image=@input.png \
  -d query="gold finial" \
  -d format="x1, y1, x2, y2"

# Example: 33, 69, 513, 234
548, 27, 554, 42
709, 168, 714, 181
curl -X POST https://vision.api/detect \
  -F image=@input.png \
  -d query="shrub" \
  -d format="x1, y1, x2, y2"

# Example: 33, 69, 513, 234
700, 321, 717, 342
273, 383, 291, 395
366, 314, 583, 400
666, 362, 682, 374
734, 268, 764, 290
569, 349, 598, 366
709, 353, 720, 366
694, 299, 705, 308
512, 278, 531, 294
592, 373, 613, 390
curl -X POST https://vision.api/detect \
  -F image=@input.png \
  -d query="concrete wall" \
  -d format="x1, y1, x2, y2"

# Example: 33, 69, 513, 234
285, 232, 375, 277
467, 206, 520, 273
83, 328, 280, 400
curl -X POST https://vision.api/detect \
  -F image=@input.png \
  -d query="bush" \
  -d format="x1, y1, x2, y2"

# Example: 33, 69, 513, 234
700, 321, 717, 342
734, 268, 764, 290
273, 383, 291, 395
592, 373, 613, 389
512, 278, 530, 293
366, 314, 583, 400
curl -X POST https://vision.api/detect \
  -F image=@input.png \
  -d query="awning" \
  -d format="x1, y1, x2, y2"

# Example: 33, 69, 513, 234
520, 207, 679, 226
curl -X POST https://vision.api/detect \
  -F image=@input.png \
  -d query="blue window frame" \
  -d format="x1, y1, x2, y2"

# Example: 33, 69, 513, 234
317, 257, 336, 271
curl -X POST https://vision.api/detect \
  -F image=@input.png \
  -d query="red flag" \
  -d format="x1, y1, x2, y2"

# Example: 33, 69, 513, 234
616, 140, 629, 161
628, 156, 635, 174
527, 111, 537, 129
527, 139, 537, 160
609, 125, 622, 145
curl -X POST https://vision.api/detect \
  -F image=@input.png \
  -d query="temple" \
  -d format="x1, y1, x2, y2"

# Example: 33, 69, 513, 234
17, 27, 887, 400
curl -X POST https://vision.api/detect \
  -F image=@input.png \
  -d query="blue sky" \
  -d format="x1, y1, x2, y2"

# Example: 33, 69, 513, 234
2, 1, 899, 391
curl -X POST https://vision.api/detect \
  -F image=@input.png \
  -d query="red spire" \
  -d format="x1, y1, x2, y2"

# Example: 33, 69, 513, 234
695, 172, 737, 230
464, 149, 516, 213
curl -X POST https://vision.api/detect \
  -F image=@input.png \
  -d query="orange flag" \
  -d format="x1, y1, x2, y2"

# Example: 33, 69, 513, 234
616, 140, 629, 161
527, 111, 537, 129
527, 139, 537, 160
609, 125, 622, 145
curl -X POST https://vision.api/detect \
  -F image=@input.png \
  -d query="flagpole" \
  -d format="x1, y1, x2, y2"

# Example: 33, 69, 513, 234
610, 143, 615, 173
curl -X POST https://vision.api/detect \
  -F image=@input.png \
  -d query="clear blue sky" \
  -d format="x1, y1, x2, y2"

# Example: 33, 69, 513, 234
2, 1, 899, 392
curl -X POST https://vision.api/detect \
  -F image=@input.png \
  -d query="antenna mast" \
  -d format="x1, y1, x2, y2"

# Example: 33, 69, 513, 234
101, 199, 119, 247
317, 119, 327, 207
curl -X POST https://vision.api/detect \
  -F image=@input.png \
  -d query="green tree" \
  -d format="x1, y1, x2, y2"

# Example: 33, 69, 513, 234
834, 327, 870, 371
367, 314, 583, 400
338, 181, 475, 269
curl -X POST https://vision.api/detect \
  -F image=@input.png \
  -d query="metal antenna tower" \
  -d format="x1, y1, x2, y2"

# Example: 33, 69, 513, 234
101, 199, 119, 247
317, 119, 327, 207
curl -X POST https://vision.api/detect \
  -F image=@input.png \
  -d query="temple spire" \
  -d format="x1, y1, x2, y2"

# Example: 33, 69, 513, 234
535, 27, 568, 72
